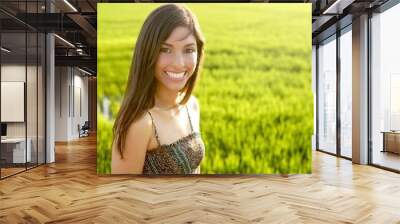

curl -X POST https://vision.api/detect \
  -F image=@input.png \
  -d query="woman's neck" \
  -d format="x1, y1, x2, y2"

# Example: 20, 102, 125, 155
154, 86, 183, 110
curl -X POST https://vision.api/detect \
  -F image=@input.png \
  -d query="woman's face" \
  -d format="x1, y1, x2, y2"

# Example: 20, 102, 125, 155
154, 26, 198, 93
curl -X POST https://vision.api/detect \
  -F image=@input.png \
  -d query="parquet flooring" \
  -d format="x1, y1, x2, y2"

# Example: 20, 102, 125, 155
373, 151, 400, 171
1, 134, 400, 223
1, 162, 45, 178
1, 167, 25, 177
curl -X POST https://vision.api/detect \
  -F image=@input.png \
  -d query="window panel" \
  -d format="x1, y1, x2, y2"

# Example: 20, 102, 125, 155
340, 28, 352, 158
317, 35, 337, 154
371, 3, 400, 171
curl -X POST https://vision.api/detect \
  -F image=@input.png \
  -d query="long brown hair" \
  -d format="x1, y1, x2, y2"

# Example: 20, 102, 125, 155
113, 4, 205, 158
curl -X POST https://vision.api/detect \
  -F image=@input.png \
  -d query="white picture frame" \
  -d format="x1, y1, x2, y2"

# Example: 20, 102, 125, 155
1, 81, 25, 122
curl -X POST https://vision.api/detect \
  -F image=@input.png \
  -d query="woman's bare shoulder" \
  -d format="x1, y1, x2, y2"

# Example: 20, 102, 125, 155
111, 112, 153, 174
126, 112, 153, 140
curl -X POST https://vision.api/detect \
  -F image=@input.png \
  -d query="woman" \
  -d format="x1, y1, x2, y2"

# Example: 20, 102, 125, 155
111, 4, 206, 175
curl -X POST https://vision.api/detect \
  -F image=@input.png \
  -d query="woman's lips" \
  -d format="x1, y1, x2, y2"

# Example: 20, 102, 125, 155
164, 71, 187, 81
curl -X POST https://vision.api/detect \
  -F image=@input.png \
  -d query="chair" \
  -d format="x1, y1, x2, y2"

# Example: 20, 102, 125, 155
79, 121, 90, 138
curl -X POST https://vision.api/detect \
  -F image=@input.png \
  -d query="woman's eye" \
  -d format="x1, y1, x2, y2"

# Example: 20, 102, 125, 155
160, 48, 171, 53
185, 48, 196, 54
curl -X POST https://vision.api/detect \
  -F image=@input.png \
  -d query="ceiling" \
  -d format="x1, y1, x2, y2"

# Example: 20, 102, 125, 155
0, 0, 98, 75
309, 0, 391, 43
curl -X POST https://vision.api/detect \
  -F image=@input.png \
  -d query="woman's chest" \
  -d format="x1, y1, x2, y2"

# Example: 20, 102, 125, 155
143, 134, 205, 174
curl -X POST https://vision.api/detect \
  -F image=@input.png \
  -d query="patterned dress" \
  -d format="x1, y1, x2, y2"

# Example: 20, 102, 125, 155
142, 106, 205, 174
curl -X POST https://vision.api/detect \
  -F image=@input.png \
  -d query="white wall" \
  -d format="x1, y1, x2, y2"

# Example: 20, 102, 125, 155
73, 72, 89, 137
55, 66, 69, 141
55, 67, 89, 141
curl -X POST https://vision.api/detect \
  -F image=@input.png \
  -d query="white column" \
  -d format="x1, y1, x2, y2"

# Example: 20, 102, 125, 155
45, 1, 55, 163
46, 33, 55, 163
352, 14, 369, 164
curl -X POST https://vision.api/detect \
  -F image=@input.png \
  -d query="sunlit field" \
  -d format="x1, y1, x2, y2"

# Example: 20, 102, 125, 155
97, 3, 313, 174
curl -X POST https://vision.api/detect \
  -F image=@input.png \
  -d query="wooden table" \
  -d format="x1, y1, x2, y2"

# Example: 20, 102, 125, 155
381, 131, 400, 154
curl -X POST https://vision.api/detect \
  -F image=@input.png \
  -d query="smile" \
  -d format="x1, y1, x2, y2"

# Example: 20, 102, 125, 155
164, 71, 187, 80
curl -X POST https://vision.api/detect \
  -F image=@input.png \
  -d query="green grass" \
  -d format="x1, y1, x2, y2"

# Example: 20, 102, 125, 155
97, 3, 313, 174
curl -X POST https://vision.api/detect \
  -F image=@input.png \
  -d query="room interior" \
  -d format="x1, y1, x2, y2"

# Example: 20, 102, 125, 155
0, 0, 399, 222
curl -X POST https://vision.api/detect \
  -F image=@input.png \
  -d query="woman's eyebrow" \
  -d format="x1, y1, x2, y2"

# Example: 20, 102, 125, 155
162, 42, 196, 47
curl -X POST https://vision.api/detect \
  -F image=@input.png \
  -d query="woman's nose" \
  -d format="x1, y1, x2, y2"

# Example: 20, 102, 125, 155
171, 52, 185, 68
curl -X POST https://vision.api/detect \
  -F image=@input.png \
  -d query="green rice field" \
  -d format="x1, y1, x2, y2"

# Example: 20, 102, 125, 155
97, 3, 313, 174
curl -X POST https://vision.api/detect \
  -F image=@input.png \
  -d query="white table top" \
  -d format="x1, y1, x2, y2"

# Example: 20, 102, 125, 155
1, 138, 29, 143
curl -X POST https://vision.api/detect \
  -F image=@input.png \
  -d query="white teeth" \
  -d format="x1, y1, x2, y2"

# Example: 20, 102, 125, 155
166, 71, 185, 79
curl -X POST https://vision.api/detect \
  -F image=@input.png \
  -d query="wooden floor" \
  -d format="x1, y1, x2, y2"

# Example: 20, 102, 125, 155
373, 150, 400, 171
1, 135, 400, 223
1, 163, 45, 178
0, 167, 26, 177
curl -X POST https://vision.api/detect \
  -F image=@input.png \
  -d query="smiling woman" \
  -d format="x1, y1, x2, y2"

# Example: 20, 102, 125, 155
111, 4, 206, 175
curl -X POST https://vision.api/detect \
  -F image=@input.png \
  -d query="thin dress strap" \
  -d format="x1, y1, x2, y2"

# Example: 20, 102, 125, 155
147, 111, 161, 147
185, 105, 194, 132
